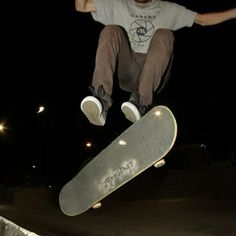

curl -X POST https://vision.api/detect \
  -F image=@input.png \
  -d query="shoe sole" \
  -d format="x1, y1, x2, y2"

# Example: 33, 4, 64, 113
121, 102, 141, 123
81, 96, 105, 126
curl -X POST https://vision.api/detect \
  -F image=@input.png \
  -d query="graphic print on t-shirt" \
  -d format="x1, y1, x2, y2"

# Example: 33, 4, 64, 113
129, 19, 155, 51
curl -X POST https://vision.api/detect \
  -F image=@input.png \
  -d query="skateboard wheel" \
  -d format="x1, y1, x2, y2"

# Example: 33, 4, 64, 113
92, 202, 102, 209
154, 159, 165, 168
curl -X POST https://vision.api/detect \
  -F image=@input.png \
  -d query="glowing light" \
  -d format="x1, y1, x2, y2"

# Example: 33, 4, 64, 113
86, 142, 92, 148
0, 124, 5, 133
155, 110, 161, 116
0, 124, 4, 132
119, 140, 127, 146
37, 106, 45, 114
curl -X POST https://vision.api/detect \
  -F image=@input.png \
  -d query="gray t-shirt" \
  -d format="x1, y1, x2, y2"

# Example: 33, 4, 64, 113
92, 0, 197, 53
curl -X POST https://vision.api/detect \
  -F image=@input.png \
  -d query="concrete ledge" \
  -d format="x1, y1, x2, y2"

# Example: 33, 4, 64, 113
0, 216, 39, 236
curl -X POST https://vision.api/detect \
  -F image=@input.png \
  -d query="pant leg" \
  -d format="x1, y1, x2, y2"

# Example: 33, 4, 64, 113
92, 25, 139, 107
138, 29, 175, 106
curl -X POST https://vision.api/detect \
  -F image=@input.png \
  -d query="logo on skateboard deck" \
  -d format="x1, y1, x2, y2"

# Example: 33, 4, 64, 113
97, 159, 139, 193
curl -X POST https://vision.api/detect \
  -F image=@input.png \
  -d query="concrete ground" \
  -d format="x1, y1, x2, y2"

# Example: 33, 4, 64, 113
1, 164, 236, 236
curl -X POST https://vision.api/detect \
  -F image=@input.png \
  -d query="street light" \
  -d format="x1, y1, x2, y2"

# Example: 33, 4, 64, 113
37, 106, 45, 114
86, 142, 92, 148
0, 123, 5, 133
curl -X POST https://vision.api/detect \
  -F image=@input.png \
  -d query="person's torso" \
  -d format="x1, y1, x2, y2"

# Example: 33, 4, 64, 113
92, 0, 197, 53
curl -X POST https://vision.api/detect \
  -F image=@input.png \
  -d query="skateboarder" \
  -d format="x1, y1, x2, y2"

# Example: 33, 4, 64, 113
77, 0, 236, 126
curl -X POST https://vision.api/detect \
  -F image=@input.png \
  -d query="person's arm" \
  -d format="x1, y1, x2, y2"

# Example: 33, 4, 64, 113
195, 8, 236, 26
75, 0, 96, 12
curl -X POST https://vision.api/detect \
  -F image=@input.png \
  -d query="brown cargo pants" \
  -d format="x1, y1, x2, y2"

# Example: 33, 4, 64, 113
91, 25, 174, 108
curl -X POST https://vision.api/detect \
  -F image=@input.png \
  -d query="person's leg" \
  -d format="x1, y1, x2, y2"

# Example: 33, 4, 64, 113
92, 25, 143, 97
138, 29, 174, 107
121, 29, 174, 123
81, 25, 137, 125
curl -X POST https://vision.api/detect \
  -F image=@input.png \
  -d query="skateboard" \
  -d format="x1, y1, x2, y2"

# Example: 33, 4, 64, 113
59, 105, 177, 216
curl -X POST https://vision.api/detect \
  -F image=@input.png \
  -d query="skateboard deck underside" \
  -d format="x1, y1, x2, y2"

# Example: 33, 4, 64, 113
59, 106, 177, 216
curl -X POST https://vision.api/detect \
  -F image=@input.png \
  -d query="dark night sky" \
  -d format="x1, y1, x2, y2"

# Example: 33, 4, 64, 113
1, 0, 236, 185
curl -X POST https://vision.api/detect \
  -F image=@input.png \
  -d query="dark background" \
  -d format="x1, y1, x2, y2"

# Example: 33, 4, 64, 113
1, 0, 236, 186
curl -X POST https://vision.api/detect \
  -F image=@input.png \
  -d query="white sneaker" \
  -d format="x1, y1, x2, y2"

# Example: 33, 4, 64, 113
80, 96, 106, 126
154, 159, 166, 168
121, 102, 141, 123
